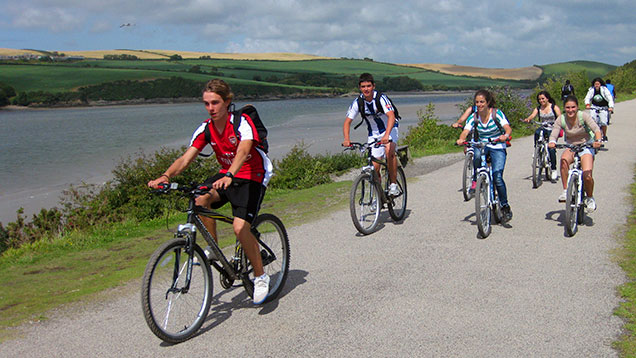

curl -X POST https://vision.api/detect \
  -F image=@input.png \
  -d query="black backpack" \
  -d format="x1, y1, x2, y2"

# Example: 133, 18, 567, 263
561, 84, 574, 97
353, 92, 401, 130
200, 104, 268, 157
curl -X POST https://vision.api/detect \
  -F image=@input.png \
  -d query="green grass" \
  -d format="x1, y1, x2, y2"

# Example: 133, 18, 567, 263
538, 60, 617, 81
0, 180, 350, 341
1, 58, 528, 94
614, 168, 636, 357
1, 58, 619, 95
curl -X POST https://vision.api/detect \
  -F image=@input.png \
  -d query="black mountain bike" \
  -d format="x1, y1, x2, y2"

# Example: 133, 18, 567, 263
141, 183, 290, 343
345, 140, 408, 235
531, 121, 555, 188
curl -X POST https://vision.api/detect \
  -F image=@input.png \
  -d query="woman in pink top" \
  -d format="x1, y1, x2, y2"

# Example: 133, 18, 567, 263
548, 95, 602, 210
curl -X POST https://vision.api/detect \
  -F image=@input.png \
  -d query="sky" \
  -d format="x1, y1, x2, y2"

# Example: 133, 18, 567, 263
1, 0, 635, 68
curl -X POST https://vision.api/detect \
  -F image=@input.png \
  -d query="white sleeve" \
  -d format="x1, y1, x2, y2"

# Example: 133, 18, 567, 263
603, 87, 615, 107
464, 114, 475, 131
584, 87, 594, 105
346, 98, 360, 120
379, 94, 395, 114
236, 114, 255, 141
496, 109, 509, 126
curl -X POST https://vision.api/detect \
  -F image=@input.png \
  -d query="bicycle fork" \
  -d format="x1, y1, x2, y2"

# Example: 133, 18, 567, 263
171, 223, 197, 295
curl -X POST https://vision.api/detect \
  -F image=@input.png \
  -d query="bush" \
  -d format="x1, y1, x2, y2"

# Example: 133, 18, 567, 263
402, 103, 458, 152
530, 71, 589, 106
457, 87, 534, 137
269, 143, 332, 190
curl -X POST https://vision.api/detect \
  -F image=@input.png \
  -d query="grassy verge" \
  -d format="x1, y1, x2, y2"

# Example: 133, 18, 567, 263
614, 168, 636, 357
0, 181, 350, 341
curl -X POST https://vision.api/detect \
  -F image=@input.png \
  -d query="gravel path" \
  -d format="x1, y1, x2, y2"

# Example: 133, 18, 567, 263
1, 100, 634, 357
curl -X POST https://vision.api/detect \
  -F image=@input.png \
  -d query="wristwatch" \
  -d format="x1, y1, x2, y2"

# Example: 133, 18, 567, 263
224, 172, 234, 179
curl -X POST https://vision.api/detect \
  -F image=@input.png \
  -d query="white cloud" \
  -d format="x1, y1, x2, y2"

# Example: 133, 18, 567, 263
12, 7, 81, 32
2, 0, 636, 66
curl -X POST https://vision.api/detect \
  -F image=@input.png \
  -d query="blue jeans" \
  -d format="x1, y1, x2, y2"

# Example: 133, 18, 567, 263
534, 128, 557, 170
473, 146, 509, 207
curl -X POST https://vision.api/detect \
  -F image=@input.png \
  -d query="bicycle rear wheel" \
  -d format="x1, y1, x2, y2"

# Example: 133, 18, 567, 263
475, 174, 492, 238
564, 173, 579, 237
462, 151, 474, 201
240, 214, 290, 303
141, 238, 212, 344
350, 173, 381, 235
532, 145, 542, 188
387, 166, 407, 222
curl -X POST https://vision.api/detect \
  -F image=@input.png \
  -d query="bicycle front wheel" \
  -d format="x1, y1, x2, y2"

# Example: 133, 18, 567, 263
462, 151, 474, 201
241, 214, 290, 303
475, 174, 492, 238
350, 173, 381, 235
564, 173, 579, 237
387, 166, 407, 222
141, 238, 212, 344
532, 145, 542, 188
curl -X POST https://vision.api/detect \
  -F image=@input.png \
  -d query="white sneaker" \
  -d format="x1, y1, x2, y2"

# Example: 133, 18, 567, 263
253, 274, 270, 305
550, 171, 558, 181
388, 183, 400, 196
585, 197, 596, 213
558, 190, 567, 203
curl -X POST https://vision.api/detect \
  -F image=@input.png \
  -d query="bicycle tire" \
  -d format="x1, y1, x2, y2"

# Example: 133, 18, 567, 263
577, 192, 586, 225
532, 145, 541, 188
240, 213, 290, 303
565, 173, 579, 237
349, 173, 381, 235
462, 151, 474, 201
544, 146, 554, 182
387, 166, 407, 222
475, 174, 492, 238
141, 238, 212, 344
492, 189, 502, 225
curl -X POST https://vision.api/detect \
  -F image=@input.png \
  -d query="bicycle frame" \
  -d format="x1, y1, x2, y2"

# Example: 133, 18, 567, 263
558, 145, 587, 211
462, 140, 498, 206
474, 144, 497, 209
161, 183, 256, 287
351, 140, 394, 206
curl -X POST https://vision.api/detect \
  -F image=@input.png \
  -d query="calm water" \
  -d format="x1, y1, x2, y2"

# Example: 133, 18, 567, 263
0, 92, 469, 222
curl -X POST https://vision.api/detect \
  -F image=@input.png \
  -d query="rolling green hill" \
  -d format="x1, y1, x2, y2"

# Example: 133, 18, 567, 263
537, 60, 616, 82
0, 52, 619, 107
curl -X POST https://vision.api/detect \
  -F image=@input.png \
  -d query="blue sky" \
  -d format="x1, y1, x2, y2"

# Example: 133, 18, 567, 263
2, 0, 635, 68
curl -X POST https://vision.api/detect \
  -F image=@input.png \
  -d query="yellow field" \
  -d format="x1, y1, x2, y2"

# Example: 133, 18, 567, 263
0, 48, 44, 56
405, 63, 543, 81
0, 48, 331, 61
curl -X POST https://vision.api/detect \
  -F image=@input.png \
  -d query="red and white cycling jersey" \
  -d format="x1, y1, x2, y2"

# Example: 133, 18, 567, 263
190, 113, 273, 186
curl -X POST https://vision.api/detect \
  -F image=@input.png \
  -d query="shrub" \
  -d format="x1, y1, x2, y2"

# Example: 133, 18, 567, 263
402, 103, 458, 152
269, 143, 332, 190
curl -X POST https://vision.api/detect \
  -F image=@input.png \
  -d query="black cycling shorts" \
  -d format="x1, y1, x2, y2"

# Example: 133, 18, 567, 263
202, 173, 266, 224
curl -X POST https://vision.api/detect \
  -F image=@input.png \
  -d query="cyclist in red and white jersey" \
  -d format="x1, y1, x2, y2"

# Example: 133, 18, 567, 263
148, 79, 273, 304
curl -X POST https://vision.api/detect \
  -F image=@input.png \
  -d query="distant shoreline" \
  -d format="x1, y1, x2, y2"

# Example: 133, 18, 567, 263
0, 90, 475, 111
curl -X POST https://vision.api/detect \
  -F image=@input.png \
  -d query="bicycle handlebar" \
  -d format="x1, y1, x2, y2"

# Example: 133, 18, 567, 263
457, 138, 502, 148
554, 142, 604, 151
153, 182, 210, 197
342, 138, 389, 152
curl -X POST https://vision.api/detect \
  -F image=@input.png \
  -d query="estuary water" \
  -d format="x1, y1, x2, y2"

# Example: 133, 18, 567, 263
0, 92, 470, 223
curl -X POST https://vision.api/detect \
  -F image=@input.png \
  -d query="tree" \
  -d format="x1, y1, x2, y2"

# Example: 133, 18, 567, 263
169, 54, 183, 61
